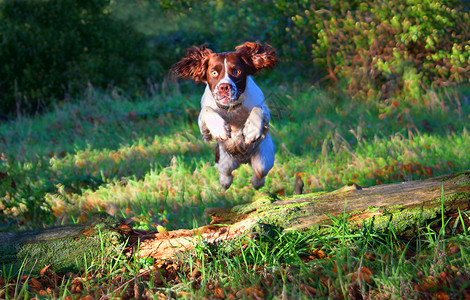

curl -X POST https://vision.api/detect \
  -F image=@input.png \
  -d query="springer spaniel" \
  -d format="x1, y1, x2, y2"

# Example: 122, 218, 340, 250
173, 42, 278, 189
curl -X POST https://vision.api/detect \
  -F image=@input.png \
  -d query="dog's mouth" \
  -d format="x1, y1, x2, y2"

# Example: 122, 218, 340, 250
217, 95, 236, 104
213, 82, 243, 109
214, 94, 243, 109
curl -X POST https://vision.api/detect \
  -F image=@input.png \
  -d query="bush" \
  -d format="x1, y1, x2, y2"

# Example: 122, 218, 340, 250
0, 0, 151, 115
281, 0, 470, 102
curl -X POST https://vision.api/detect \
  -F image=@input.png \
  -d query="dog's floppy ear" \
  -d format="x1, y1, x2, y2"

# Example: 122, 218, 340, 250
172, 45, 213, 82
236, 42, 278, 74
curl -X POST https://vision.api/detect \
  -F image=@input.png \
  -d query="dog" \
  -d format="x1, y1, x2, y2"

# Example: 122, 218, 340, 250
173, 42, 278, 189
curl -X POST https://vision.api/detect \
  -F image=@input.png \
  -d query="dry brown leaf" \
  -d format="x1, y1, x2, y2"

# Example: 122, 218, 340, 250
29, 277, 44, 292
134, 283, 142, 299
214, 286, 225, 298
71, 279, 84, 293
357, 266, 373, 283
301, 283, 318, 296
414, 276, 438, 292
448, 245, 460, 255
177, 291, 192, 298
191, 267, 201, 280
236, 287, 264, 300
40, 264, 52, 276
435, 290, 450, 300
311, 249, 326, 259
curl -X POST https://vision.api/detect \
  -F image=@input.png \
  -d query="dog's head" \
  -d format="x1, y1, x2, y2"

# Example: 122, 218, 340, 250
173, 42, 278, 109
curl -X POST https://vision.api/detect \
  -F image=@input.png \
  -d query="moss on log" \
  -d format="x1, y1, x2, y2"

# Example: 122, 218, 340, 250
0, 214, 128, 274
211, 170, 470, 236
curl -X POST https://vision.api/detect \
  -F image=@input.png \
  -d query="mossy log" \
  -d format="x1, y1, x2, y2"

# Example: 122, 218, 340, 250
138, 171, 470, 259
0, 214, 129, 274
2, 171, 469, 271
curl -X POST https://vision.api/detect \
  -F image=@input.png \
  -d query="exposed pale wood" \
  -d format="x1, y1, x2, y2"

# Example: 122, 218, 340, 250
137, 217, 257, 260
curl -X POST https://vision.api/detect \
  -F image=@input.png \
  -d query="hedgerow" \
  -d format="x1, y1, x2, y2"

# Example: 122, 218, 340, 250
282, 0, 470, 102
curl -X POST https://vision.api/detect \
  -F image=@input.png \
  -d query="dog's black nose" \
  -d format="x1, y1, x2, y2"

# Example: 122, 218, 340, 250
218, 83, 231, 96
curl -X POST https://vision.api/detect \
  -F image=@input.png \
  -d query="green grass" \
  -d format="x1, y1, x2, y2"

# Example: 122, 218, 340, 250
1, 83, 468, 229
0, 82, 469, 297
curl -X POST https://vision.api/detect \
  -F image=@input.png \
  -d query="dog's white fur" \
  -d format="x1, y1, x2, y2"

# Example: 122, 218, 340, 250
199, 76, 275, 189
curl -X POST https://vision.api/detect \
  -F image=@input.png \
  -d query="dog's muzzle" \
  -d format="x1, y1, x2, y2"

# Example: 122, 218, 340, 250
214, 81, 242, 110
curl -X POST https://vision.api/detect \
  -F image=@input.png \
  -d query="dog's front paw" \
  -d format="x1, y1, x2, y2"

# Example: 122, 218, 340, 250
206, 115, 231, 141
243, 120, 263, 145
213, 122, 231, 141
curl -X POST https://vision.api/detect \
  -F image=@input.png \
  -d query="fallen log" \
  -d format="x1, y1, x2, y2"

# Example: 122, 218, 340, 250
137, 170, 470, 259
1, 171, 469, 272
0, 214, 129, 274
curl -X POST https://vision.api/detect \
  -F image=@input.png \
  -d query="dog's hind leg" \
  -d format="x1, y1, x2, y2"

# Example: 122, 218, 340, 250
250, 134, 275, 189
215, 144, 240, 190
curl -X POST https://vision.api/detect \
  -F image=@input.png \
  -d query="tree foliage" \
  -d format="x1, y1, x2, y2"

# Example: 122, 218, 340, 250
0, 0, 150, 114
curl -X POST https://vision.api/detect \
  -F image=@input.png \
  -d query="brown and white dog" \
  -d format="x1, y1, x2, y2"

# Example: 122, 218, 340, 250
173, 42, 278, 189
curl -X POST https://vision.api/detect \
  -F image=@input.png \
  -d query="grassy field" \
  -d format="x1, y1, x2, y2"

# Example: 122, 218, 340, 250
1, 81, 470, 298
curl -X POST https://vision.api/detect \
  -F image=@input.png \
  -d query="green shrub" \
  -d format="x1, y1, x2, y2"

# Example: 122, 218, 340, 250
280, 0, 470, 102
0, 0, 151, 115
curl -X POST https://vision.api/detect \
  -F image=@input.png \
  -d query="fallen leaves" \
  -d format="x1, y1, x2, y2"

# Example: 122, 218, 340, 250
300, 283, 318, 297
301, 248, 327, 262
2, 244, 470, 300
411, 264, 470, 300
28, 277, 43, 292
352, 266, 373, 283
369, 161, 440, 185
236, 287, 264, 299
40, 264, 52, 276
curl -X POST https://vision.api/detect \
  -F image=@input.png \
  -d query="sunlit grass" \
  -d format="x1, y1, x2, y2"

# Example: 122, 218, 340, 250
0, 83, 469, 230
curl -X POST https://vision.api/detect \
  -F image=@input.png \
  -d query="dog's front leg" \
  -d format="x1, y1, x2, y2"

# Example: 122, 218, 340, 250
199, 107, 231, 142
243, 105, 269, 145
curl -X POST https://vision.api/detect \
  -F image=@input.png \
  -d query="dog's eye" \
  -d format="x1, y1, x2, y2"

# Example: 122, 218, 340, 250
211, 70, 218, 77
232, 69, 241, 76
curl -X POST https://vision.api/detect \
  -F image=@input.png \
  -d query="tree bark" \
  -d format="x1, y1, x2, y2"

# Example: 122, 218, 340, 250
2, 171, 469, 272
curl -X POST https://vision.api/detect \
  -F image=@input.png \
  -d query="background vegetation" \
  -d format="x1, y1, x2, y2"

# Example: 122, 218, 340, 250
0, 0, 469, 298
1, 0, 469, 115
